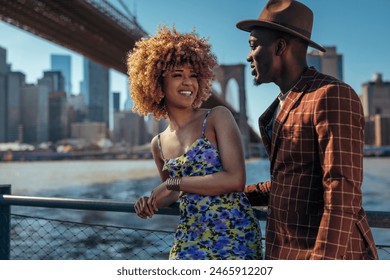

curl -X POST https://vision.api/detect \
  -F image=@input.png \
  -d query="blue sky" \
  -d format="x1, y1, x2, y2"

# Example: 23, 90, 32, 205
1, 0, 390, 131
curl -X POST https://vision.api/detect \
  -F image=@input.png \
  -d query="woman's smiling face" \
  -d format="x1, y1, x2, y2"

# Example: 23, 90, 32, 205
163, 64, 199, 109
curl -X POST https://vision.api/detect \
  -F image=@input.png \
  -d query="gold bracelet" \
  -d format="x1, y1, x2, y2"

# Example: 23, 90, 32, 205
165, 177, 181, 191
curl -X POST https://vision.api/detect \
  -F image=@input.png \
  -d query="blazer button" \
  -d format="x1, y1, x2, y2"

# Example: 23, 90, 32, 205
267, 208, 272, 215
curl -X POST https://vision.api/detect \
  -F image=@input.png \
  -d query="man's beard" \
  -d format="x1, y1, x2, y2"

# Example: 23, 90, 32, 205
253, 78, 262, 86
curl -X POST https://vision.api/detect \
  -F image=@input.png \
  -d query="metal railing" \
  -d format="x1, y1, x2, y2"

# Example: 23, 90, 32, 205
0, 184, 389, 260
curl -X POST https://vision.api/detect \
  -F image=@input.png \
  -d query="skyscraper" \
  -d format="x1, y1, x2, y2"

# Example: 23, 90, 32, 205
0, 47, 26, 143
0, 47, 7, 142
21, 84, 49, 144
307, 46, 343, 81
113, 92, 120, 113
48, 92, 68, 142
38, 71, 67, 142
6, 72, 25, 142
83, 57, 109, 128
51, 54, 71, 96
361, 73, 390, 117
360, 73, 390, 146
0, 47, 7, 74
39, 71, 65, 92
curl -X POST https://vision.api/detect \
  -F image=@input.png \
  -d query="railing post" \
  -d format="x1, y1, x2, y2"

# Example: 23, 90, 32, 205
0, 184, 11, 260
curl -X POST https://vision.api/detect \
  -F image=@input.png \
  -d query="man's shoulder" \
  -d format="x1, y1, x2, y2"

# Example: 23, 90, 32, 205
305, 69, 354, 94
308, 69, 344, 85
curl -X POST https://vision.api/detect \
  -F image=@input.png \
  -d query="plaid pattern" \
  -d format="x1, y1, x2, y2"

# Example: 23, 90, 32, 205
245, 67, 378, 260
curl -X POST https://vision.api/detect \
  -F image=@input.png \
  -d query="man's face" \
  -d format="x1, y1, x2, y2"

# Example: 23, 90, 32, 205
247, 28, 276, 86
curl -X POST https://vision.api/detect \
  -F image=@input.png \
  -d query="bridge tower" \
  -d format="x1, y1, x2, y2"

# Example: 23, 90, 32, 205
213, 64, 250, 158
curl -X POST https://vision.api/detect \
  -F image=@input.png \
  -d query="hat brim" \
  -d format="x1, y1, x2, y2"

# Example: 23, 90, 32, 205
236, 19, 326, 52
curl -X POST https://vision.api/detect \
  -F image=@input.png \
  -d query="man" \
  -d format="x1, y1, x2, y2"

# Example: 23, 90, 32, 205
237, 0, 378, 260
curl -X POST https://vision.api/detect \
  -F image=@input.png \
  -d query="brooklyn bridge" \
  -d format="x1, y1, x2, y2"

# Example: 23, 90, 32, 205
0, 0, 263, 158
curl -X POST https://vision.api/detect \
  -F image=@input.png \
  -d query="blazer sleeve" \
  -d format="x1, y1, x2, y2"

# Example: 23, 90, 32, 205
244, 181, 270, 206
310, 84, 365, 260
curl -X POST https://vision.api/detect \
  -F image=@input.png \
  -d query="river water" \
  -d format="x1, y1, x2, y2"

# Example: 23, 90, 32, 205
1, 158, 389, 259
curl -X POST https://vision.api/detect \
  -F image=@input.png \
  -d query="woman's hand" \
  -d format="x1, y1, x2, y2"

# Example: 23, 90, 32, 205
147, 182, 172, 212
134, 196, 155, 219
134, 181, 179, 219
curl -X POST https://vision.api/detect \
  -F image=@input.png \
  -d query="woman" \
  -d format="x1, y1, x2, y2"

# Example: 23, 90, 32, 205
128, 26, 262, 260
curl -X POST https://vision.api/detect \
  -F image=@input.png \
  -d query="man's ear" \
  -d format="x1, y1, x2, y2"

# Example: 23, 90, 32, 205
275, 39, 286, 56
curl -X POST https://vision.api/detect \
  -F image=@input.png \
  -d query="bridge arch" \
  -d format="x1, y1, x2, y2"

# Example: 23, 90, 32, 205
225, 79, 240, 112
213, 64, 250, 157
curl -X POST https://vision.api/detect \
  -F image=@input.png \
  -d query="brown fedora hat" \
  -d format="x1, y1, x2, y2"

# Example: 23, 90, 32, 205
236, 0, 326, 52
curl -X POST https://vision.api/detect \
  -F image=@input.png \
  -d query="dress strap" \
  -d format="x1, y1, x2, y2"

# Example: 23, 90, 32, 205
157, 134, 166, 160
201, 110, 211, 135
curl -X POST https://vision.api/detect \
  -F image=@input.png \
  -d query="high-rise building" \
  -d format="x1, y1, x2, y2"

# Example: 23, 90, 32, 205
39, 71, 67, 142
79, 80, 86, 96
67, 94, 87, 139
0, 47, 26, 143
51, 54, 71, 96
361, 73, 390, 117
113, 91, 120, 113
0, 47, 8, 142
83, 58, 109, 128
307, 46, 343, 81
374, 116, 390, 146
0, 47, 7, 74
6, 72, 25, 142
361, 73, 390, 147
48, 92, 68, 142
21, 84, 49, 144
113, 111, 150, 146
68, 94, 86, 112
365, 115, 390, 147
364, 116, 376, 146
39, 71, 65, 92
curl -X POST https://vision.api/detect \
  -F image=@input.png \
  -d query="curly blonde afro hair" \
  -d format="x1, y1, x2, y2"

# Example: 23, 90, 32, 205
127, 25, 217, 119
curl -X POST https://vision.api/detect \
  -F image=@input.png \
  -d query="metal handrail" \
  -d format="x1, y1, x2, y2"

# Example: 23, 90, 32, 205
0, 193, 388, 228
0, 194, 179, 216
1, 184, 390, 260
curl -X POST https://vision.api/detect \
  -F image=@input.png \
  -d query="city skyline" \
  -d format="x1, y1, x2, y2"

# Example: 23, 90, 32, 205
1, 0, 390, 130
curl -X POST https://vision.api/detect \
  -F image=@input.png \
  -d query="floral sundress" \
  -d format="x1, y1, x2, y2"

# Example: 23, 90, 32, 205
158, 110, 262, 260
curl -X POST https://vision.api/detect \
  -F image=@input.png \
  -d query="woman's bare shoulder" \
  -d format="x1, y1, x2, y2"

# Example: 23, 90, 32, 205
208, 106, 234, 124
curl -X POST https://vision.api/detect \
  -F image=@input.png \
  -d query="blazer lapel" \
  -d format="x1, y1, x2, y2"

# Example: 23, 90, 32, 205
268, 68, 316, 168
272, 90, 305, 143
258, 98, 279, 157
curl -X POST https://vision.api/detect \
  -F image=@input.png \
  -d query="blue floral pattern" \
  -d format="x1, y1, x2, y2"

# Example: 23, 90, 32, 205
159, 111, 262, 260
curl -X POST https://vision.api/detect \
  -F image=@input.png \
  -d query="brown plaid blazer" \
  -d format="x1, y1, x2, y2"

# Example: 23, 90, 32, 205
246, 67, 378, 260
